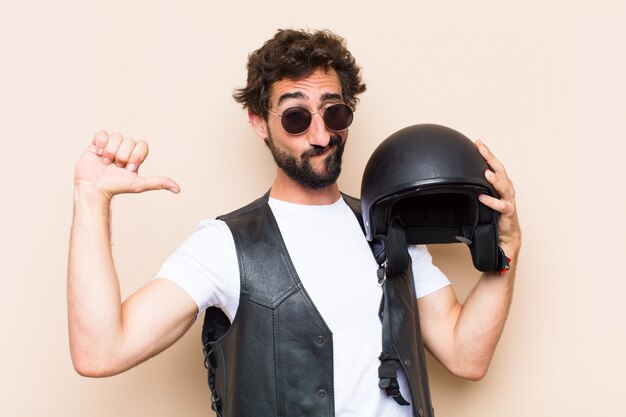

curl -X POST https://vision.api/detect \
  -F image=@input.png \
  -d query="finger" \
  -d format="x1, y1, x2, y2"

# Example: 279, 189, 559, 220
485, 169, 515, 200
476, 140, 515, 198
132, 175, 181, 194
89, 130, 109, 155
102, 132, 123, 165
478, 193, 515, 216
114, 136, 137, 167
126, 140, 149, 173
476, 140, 507, 175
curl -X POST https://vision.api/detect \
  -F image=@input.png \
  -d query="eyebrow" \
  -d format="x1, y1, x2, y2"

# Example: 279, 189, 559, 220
320, 92, 343, 102
276, 91, 343, 107
277, 92, 306, 106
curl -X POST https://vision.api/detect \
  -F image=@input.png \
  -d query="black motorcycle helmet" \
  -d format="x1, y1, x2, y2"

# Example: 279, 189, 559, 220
361, 124, 508, 273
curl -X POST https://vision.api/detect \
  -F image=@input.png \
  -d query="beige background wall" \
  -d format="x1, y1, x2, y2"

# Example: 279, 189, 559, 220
2, 1, 625, 416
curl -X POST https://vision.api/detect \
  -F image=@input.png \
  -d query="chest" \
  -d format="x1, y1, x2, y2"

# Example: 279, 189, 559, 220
275, 209, 382, 333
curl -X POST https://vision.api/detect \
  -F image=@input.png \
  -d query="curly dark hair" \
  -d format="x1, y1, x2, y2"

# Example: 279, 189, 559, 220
233, 29, 367, 117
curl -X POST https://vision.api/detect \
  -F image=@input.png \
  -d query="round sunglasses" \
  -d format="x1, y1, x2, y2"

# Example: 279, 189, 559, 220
267, 103, 354, 135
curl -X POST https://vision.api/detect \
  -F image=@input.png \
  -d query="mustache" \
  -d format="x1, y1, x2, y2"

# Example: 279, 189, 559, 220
303, 134, 343, 158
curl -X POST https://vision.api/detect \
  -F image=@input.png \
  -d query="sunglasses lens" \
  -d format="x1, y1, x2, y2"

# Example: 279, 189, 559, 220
323, 104, 353, 132
281, 107, 312, 135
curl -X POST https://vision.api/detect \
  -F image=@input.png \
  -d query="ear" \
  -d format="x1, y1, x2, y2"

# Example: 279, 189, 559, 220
248, 110, 269, 139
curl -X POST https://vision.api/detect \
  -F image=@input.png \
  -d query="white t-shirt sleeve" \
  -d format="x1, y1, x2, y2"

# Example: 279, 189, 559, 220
409, 244, 450, 298
156, 219, 240, 321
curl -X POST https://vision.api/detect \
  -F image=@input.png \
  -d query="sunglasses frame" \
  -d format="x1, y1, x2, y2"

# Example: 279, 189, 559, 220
267, 103, 354, 135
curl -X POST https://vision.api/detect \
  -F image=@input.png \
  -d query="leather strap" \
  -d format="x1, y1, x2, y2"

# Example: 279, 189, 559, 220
377, 219, 411, 406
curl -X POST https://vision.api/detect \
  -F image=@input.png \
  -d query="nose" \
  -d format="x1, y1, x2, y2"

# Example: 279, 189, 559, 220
307, 113, 331, 147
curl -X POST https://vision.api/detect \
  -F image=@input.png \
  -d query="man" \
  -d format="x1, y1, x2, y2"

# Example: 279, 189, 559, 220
68, 29, 521, 417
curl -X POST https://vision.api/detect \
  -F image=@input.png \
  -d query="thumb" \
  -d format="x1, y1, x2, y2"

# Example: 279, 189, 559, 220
131, 175, 181, 194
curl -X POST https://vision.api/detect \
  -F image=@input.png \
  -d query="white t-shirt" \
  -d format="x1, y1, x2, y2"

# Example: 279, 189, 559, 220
157, 197, 450, 417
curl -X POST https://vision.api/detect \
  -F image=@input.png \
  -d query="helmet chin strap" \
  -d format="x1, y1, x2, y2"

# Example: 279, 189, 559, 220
376, 219, 412, 407
469, 197, 510, 273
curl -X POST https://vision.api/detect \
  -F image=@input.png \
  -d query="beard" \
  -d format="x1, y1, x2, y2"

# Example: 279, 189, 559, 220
264, 133, 346, 190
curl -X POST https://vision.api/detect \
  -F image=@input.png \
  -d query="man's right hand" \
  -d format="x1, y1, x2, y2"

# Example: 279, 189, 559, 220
74, 130, 180, 200
68, 130, 195, 378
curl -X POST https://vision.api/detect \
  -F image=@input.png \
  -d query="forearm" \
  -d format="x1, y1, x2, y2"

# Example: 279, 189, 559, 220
451, 245, 519, 379
67, 185, 124, 376
452, 275, 515, 379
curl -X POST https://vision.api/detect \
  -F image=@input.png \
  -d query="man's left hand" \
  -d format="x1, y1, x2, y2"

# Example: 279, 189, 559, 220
475, 140, 522, 261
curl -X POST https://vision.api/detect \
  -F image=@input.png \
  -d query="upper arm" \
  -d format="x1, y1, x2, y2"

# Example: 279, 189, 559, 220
408, 244, 461, 369
114, 278, 198, 374
417, 284, 462, 372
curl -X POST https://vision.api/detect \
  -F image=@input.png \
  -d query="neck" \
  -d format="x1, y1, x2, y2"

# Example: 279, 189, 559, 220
269, 170, 341, 205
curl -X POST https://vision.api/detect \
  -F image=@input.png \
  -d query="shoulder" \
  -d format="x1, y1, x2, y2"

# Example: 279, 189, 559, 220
189, 218, 235, 245
409, 244, 451, 298
340, 192, 361, 215
218, 193, 270, 221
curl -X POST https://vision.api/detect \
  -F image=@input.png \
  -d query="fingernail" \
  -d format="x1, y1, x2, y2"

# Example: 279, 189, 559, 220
127, 163, 136, 172
478, 194, 489, 203
102, 157, 111, 165
97, 148, 104, 156
485, 170, 494, 179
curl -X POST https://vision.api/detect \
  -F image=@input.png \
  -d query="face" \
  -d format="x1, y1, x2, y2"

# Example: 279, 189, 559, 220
250, 68, 349, 190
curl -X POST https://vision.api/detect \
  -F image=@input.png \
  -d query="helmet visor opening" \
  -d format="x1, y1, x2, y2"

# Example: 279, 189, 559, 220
383, 188, 493, 245
391, 193, 476, 227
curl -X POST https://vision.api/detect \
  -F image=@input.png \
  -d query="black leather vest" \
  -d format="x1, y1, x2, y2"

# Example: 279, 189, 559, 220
201, 193, 433, 417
